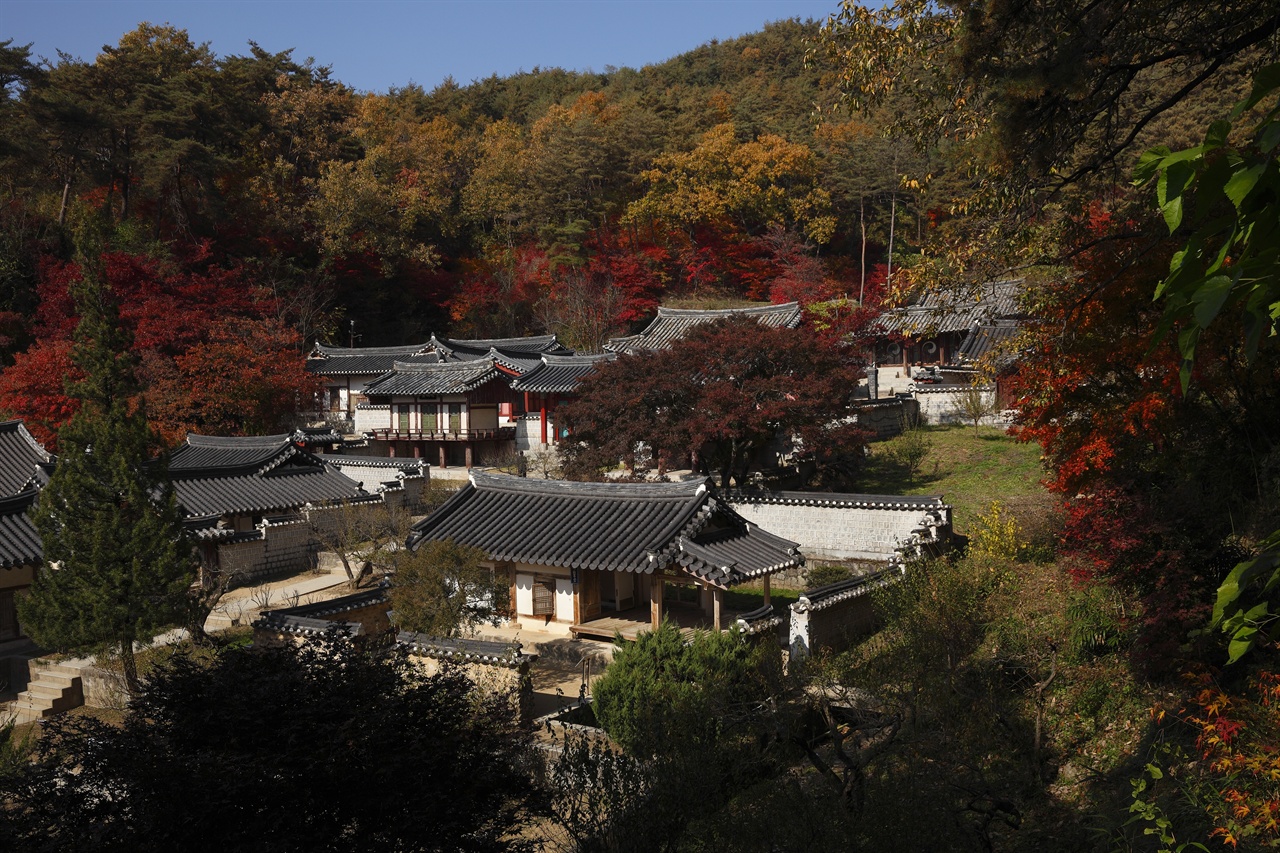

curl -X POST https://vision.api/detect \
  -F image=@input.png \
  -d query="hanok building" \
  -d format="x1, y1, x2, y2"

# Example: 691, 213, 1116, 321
0, 420, 53, 649
356, 357, 528, 468
510, 353, 616, 447
168, 434, 369, 583
306, 334, 570, 428
868, 279, 1025, 396
604, 301, 803, 353
406, 472, 804, 641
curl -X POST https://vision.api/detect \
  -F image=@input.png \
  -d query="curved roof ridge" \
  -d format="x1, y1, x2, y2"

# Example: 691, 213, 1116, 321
311, 342, 429, 357
469, 470, 710, 500
184, 433, 293, 448
656, 301, 800, 318
387, 357, 494, 373
541, 352, 614, 365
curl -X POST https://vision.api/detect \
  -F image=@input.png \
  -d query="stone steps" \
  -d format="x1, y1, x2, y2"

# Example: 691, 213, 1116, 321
10, 662, 84, 724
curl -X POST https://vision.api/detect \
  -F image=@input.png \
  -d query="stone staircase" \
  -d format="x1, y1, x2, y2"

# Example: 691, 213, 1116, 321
9, 660, 85, 724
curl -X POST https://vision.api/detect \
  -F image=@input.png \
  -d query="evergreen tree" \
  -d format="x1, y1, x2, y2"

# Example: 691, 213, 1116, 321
18, 268, 193, 695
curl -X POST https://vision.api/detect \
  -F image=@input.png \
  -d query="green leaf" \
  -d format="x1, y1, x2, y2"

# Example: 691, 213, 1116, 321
1233, 62, 1280, 117
1203, 119, 1232, 149
1224, 163, 1265, 210
1192, 275, 1234, 328
1134, 146, 1171, 184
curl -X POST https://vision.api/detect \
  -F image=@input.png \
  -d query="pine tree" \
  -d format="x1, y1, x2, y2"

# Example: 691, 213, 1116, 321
18, 269, 193, 695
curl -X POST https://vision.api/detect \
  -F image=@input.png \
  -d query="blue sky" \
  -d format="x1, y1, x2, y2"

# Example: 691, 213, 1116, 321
5, 1, 843, 93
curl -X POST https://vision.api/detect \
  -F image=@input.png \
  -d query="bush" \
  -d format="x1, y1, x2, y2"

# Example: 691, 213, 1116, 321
805, 563, 854, 589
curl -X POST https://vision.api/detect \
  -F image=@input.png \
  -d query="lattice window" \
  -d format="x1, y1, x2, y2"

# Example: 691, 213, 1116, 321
532, 575, 556, 616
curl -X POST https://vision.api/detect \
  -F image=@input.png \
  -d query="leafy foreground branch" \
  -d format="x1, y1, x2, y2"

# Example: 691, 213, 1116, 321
0, 633, 540, 852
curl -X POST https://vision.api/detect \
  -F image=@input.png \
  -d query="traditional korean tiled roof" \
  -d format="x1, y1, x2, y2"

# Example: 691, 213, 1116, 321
0, 420, 53, 497
362, 358, 509, 396
427, 334, 569, 361
792, 564, 904, 614
396, 632, 532, 667
253, 585, 390, 637
307, 335, 570, 378
604, 302, 803, 353
872, 279, 1024, 337
292, 426, 344, 447
0, 488, 42, 569
167, 434, 365, 518
408, 472, 802, 588
956, 319, 1023, 366
306, 343, 438, 377
482, 347, 547, 376
510, 353, 616, 394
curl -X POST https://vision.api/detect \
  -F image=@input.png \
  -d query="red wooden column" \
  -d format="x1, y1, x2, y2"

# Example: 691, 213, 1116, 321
540, 400, 548, 445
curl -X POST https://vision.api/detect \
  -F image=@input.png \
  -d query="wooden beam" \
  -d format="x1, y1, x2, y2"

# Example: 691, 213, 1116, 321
650, 575, 662, 630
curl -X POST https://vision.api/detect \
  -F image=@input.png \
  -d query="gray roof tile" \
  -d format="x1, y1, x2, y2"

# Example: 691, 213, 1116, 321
605, 302, 803, 353
510, 353, 616, 394
0, 420, 53, 496
168, 434, 365, 518
0, 488, 41, 568
362, 358, 508, 396
408, 472, 802, 587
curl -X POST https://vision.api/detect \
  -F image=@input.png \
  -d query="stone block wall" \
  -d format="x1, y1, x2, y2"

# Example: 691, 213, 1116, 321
261, 518, 316, 577
354, 403, 391, 434
789, 568, 903, 658
217, 538, 269, 585
515, 413, 552, 452
792, 594, 878, 655
914, 385, 1003, 426
727, 492, 951, 562
851, 398, 921, 440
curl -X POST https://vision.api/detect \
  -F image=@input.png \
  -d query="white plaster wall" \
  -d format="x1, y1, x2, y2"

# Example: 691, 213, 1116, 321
555, 578, 574, 622
515, 573, 534, 615
915, 386, 1001, 426
354, 405, 390, 433
729, 501, 940, 561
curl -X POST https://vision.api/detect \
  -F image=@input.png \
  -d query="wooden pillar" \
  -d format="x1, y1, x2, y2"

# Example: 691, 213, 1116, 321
388, 444, 395, 458
412, 444, 421, 459
540, 402, 548, 445
763, 575, 771, 607
465, 444, 473, 469
650, 575, 662, 629
438, 445, 446, 468
713, 586, 723, 631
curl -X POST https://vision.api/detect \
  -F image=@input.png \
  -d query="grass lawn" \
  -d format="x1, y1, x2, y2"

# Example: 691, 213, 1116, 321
857, 424, 1052, 534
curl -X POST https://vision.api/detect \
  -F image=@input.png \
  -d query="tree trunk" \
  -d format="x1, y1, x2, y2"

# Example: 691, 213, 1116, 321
886, 191, 897, 288
859, 196, 867, 304
120, 636, 139, 697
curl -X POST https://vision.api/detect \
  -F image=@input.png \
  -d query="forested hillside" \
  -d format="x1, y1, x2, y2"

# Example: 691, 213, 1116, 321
1, 3, 1279, 849
0, 18, 947, 443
